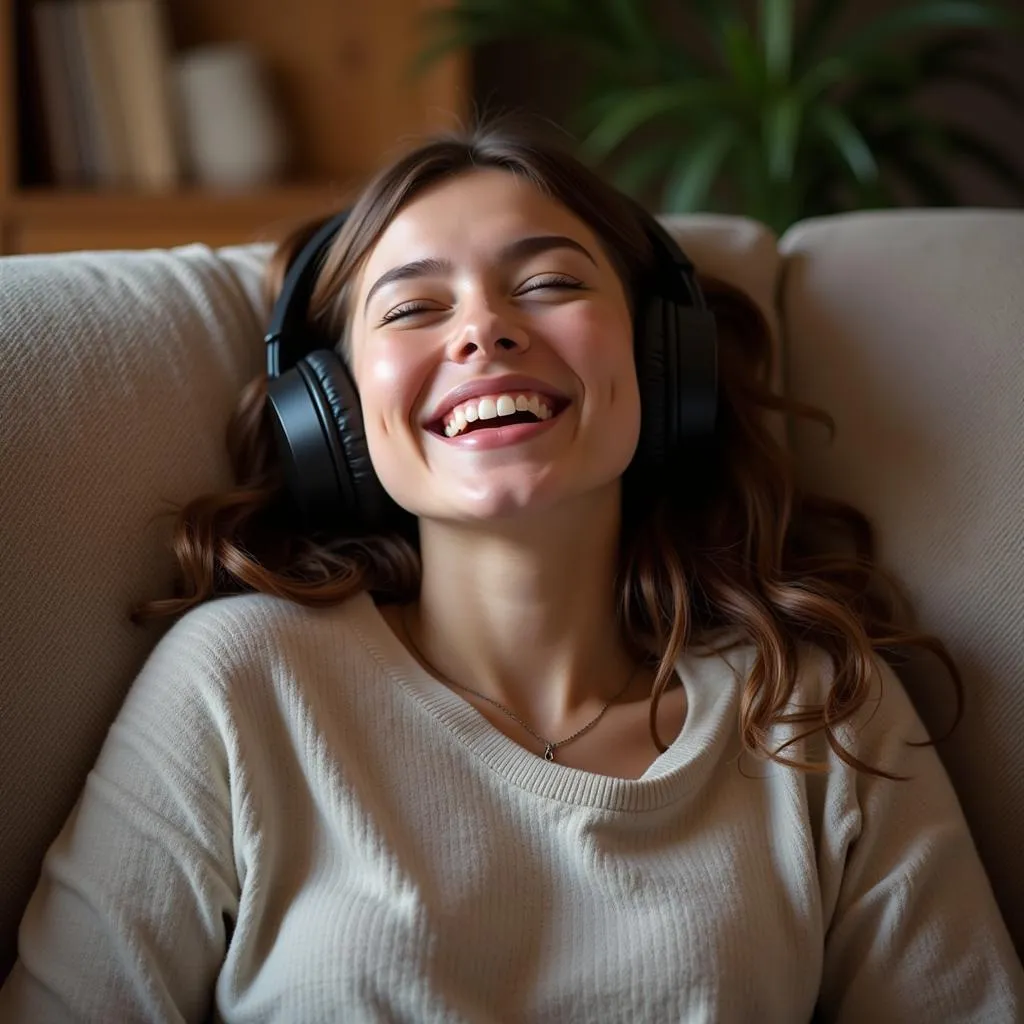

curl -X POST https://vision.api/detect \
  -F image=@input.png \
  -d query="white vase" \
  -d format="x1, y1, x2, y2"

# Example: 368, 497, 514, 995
173, 43, 289, 189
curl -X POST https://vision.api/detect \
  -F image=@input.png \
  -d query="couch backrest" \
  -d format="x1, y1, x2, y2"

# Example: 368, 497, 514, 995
0, 243, 269, 979
778, 209, 1024, 956
1, 211, 1021, 985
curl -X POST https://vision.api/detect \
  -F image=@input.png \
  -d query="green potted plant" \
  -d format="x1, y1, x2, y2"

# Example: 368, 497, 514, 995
419, 0, 1024, 233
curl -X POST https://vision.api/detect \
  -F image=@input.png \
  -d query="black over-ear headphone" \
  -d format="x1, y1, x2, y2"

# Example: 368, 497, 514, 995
264, 206, 718, 534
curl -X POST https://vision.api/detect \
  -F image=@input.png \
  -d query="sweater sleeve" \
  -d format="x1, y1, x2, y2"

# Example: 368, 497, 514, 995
815, 655, 1024, 1022
0, 610, 240, 1023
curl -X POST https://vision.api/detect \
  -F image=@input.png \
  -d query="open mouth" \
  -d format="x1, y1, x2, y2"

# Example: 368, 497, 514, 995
428, 391, 570, 439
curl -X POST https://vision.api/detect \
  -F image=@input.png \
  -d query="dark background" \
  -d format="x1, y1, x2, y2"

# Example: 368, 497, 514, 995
471, 0, 1024, 209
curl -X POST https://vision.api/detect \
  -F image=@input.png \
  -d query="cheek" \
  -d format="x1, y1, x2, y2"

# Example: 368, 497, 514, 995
565, 304, 642, 455
355, 339, 431, 434
560, 298, 633, 358
558, 303, 638, 401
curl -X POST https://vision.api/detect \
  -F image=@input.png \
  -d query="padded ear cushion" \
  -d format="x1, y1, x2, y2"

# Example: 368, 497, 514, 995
634, 294, 719, 474
265, 357, 346, 529
634, 292, 672, 471
669, 305, 719, 443
297, 350, 393, 529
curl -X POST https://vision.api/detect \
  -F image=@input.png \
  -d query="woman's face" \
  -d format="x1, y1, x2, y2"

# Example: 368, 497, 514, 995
347, 168, 641, 523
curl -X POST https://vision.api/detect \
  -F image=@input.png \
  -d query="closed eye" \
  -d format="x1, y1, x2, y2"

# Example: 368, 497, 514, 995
378, 301, 437, 325
517, 274, 584, 295
377, 275, 585, 325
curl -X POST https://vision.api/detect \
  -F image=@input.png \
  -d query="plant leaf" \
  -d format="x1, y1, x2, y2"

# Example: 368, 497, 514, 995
859, 113, 1024, 197
674, 0, 732, 72
661, 123, 741, 212
855, 122, 961, 205
850, 176, 904, 211
579, 81, 728, 161
413, 2, 545, 73
885, 150, 961, 206
940, 123, 1024, 195
721, 17, 768, 93
793, 55, 851, 104
415, 0, 659, 74
918, 39, 1024, 112
603, 0, 659, 52
607, 143, 681, 197
823, 2, 1020, 65
927, 64, 1023, 113
764, 92, 803, 180
811, 104, 879, 183
839, 31, 1019, 114
572, 0, 658, 59
688, 0, 741, 41
793, 0, 845, 72
761, 0, 796, 82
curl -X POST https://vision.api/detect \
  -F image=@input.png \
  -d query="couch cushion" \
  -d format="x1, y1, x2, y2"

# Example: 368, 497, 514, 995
778, 209, 1024, 954
0, 243, 270, 980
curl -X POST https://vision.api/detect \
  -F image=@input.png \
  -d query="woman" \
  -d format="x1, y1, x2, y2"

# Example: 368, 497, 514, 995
2, 122, 1021, 1022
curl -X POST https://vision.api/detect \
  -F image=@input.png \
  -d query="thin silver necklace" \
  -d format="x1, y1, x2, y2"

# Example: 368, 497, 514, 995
400, 606, 639, 762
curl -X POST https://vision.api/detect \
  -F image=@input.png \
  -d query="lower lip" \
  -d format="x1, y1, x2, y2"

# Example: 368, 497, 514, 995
431, 412, 563, 450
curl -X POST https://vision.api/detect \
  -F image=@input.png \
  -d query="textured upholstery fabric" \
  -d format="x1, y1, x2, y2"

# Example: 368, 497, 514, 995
779, 209, 1024, 955
0, 244, 271, 980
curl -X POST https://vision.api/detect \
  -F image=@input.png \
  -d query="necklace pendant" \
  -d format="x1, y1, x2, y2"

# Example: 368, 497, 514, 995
544, 744, 555, 762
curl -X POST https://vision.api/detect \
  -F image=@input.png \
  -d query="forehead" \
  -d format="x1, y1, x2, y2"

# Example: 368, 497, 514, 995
355, 168, 607, 289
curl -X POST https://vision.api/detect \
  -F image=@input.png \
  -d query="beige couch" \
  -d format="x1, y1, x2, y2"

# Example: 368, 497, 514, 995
1, 210, 1022, 987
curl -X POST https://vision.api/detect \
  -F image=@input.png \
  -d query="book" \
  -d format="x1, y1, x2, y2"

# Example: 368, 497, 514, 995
74, 0, 133, 188
31, 0, 84, 186
94, 0, 182, 191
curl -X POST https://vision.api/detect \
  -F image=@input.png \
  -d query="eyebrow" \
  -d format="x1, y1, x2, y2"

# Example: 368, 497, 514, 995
362, 234, 598, 315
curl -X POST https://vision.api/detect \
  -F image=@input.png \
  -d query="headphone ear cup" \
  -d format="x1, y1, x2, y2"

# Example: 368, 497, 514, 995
265, 346, 394, 532
634, 293, 672, 472
634, 295, 719, 477
669, 305, 718, 443
299, 350, 394, 529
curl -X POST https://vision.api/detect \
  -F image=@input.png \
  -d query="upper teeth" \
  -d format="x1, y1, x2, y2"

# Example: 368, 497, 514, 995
443, 393, 554, 437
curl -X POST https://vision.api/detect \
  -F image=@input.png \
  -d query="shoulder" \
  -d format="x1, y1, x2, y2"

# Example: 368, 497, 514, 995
103, 592, 388, 793
700, 634, 931, 773
785, 643, 934, 778
794, 644, 927, 732
137, 589, 377, 690
687, 633, 924, 734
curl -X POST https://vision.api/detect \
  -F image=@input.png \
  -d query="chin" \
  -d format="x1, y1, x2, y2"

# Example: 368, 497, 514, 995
417, 482, 560, 525
404, 471, 625, 529
376, 435, 638, 528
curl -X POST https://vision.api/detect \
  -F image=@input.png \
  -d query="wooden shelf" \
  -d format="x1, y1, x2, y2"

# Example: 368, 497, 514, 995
5, 181, 355, 213
0, 0, 468, 254
1, 182, 359, 253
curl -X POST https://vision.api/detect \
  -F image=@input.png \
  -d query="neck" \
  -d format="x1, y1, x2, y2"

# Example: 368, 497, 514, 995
408, 484, 641, 737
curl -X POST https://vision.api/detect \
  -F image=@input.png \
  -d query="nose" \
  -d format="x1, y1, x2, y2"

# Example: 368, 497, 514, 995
445, 300, 530, 362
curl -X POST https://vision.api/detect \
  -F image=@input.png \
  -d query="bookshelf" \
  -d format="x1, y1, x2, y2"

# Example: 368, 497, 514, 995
0, 0, 468, 254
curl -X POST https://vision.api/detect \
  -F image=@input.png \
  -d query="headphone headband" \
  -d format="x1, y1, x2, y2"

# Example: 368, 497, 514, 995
265, 210, 351, 378
637, 210, 705, 311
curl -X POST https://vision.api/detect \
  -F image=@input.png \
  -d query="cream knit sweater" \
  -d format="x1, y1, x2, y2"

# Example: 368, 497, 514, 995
1, 590, 1022, 1023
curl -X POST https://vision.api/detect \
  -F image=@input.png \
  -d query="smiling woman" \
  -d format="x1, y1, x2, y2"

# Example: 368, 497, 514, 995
2, 120, 1022, 1023
342, 167, 644, 527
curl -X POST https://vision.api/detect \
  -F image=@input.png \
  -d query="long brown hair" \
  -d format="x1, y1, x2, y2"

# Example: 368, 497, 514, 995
133, 121, 962, 780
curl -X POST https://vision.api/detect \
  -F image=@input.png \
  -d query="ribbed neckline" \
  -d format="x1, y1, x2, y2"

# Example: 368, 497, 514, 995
347, 591, 744, 813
